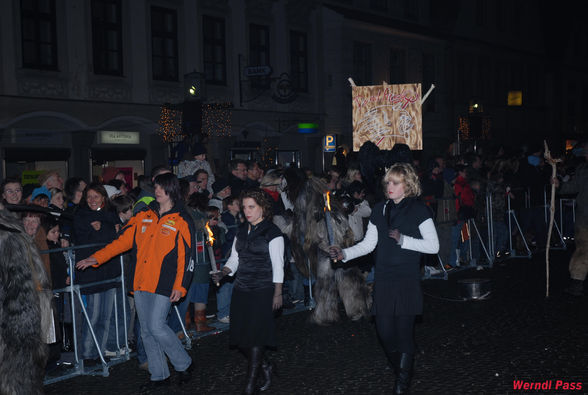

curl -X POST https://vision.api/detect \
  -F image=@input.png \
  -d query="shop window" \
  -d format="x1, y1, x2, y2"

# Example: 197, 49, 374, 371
91, 0, 123, 76
151, 6, 178, 81
20, 0, 58, 70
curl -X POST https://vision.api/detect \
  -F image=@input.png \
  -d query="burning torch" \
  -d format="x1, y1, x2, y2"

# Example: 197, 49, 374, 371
205, 221, 220, 286
324, 192, 336, 263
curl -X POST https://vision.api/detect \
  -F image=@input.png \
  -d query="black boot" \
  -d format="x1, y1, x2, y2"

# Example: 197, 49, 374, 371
259, 357, 275, 392
385, 350, 399, 375
303, 285, 310, 307
393, 353, 414, 394
564, 279, 584, 296
243, 347, 263, 395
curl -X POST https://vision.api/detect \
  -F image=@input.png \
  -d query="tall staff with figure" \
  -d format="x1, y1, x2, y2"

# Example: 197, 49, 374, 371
76, 173, 194, 389
212, 188, 284, 394
330, 163, 439, 394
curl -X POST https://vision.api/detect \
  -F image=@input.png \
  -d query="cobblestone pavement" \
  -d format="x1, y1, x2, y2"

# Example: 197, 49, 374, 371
45, 248, 588, 394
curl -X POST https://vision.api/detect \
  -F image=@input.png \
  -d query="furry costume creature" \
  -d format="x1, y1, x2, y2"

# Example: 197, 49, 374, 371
0, 207, 50, 394
279, 170, 371, 325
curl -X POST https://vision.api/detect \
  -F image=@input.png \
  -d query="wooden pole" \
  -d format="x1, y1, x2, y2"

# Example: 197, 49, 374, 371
543, 140, 562, 298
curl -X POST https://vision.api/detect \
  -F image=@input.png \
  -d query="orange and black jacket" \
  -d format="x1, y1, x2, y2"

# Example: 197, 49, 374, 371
91, 201, 194, 298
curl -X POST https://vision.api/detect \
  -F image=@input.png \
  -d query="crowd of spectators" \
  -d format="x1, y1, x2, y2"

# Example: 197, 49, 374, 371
1, 138, 585, 375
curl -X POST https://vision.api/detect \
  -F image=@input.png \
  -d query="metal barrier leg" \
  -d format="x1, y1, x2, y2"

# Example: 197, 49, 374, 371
174, 305, 192, 350
508, 210, 532, 258
470, 219, 492, 265
75, 290, 109, 376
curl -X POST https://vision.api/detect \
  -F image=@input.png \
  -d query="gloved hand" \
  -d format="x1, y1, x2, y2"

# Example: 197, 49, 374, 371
211, 270, 226, 285
388, 229, 402, 244
329, 246, 345, 261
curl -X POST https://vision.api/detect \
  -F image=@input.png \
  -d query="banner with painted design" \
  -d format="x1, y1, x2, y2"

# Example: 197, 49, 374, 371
352, 83, 422, 151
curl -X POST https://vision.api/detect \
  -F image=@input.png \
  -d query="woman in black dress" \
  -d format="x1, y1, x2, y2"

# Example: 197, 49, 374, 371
330, 163, 439, 394
212, 189, 284, 394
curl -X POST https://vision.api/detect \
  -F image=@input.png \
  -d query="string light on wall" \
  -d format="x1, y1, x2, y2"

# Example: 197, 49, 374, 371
482, 117, 492, 139
458, 115, 470, 140
203, 102, 232, 137
157, 104, 183, 143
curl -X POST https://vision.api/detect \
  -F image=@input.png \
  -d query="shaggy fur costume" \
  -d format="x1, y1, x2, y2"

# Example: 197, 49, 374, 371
279, 171, 371, 325
0, 207, 50, 394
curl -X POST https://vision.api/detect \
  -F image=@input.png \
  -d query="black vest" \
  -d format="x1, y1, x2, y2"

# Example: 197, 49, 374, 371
235, 219, 282, 290
371, 197, 431, 281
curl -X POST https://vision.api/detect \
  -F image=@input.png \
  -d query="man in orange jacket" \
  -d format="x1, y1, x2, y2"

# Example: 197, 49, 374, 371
77, 173, 194, 388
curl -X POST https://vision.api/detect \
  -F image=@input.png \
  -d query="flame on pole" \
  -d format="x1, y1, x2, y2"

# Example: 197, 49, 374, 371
206, 221, 220, 285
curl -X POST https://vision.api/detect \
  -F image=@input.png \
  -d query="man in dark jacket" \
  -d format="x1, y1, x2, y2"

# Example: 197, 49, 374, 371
228, 159, 248, 197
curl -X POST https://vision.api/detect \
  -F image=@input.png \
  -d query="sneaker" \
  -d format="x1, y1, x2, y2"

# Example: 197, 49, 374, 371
217, 316, 230, 324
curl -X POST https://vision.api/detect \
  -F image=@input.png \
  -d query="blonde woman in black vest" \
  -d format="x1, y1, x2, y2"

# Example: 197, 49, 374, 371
330, 163, 439, 394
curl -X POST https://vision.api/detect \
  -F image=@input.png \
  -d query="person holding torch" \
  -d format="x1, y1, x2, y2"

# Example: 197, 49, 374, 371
212, 188, 284, 394
76, 173, 194, 389
329, 163, 439, 394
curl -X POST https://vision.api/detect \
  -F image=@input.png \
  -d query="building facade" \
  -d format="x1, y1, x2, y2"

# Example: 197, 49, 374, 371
1, 0, 586, 183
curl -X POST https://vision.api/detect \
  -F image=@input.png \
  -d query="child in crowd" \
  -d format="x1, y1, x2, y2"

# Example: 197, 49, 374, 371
49, 188, 66, 210
41, 216, 72, 352
221, 195, 244, 258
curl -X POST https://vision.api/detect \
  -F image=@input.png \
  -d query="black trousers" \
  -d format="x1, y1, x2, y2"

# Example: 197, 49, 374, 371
376, 314, 416, 355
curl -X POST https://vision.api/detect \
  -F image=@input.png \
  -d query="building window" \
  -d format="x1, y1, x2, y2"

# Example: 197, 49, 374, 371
475, 0, 486, 27
403, 0, 418, 20
370, 0, 387, 11
389, 48, 405, 84
91, 0, 123, 76
249, 24, 270, 89
20, 0, 58, 70
151, 6, 178, 81
353, 42, 371, 85
290, 31, 308, 92
496, 0, 505, 31
203, 16, 226, 85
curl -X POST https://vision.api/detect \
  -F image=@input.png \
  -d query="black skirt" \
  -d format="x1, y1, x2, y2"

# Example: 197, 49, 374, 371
372, 278, 423, 316
229, 287, 276, 348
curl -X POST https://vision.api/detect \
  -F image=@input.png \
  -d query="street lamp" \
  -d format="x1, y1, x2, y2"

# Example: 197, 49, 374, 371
184, 71, 206, 101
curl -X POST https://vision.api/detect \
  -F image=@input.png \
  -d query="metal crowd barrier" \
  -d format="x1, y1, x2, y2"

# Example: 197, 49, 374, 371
42, 229, 217, 385
424, 184, 578, 281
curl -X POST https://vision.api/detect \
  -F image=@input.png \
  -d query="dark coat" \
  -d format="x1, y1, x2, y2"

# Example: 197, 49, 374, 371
73, 206, 121, 294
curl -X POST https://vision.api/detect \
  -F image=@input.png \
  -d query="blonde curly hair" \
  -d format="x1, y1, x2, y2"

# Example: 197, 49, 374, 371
382, 162, 422, 198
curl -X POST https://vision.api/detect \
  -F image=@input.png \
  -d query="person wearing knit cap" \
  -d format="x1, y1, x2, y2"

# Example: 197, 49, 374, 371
31, 186, 52, 207
209, 178, 232, 211
177, 142, 215, 191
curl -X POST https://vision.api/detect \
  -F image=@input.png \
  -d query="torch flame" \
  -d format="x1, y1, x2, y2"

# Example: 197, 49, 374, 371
205, 221, 215, 246
325, 191, 332, 211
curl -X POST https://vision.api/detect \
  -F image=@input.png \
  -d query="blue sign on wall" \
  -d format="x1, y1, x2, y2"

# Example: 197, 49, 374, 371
324, 135, 336, 152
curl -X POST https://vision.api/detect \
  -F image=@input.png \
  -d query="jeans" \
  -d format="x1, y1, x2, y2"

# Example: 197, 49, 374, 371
492, 221, 508, 253
216, 279, 233, 319
134, 291, 191, 381
449, 221, 470, 266
80, 288, 116, 359
105, 287, 130, 352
